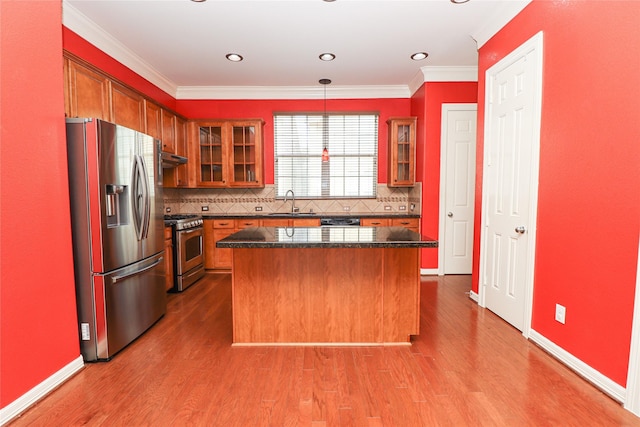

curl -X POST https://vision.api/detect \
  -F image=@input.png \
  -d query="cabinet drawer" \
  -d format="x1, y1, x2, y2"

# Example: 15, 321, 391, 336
361, 218, 390, 227
213, 219, 235, 229
261, 219, 290, 227
391, 218, 419, 228
291, 218, 320, 227
236, 219, 260, 229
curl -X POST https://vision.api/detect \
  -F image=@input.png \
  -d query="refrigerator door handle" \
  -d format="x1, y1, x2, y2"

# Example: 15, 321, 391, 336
132, 154, 151, 240
139, 155, 151, 239
111, 257, 163, 284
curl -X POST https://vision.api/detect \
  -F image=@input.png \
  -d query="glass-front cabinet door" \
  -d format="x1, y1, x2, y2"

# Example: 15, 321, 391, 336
387, 117, 417, 187
198, 124, 225, 186
195, 120, 264, 188
230, 121, 263, 187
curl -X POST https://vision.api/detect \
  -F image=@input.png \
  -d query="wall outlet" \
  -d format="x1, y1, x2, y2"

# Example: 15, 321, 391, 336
410, 204, 416, 211
555, 304, 566, 324
201, 205, 209, 211
255, 206, 263, 211
165, 207, 171, 213
399, 205, 406, 211
384, 205, 392, 211
343, 206, 350, 212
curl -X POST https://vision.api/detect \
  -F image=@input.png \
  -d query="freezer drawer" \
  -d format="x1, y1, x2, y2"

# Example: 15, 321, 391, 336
78, 253, 166, 361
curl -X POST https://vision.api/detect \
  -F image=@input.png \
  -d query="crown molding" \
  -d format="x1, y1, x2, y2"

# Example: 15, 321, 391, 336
471, 0, 533, 48
422, 66, 478, 82
408, 66, 479, 95
62, 1, 178, 97
176, 85, 411, 100
408, 70, 427, 96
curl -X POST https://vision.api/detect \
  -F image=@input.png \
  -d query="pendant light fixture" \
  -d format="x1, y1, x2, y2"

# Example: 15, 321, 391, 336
319, 78, 331, 162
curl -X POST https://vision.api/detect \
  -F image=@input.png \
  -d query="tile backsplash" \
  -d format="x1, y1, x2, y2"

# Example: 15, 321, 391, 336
164, 183, 421, 216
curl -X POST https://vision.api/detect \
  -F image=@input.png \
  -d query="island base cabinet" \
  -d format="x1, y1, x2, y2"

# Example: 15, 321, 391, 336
231, 247, 420, 344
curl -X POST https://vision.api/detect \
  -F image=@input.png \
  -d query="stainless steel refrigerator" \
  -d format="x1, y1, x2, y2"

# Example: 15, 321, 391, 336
66, 118, 166, 361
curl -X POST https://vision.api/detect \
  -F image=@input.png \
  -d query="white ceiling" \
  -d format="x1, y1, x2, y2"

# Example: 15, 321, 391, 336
63, 0, 531, 99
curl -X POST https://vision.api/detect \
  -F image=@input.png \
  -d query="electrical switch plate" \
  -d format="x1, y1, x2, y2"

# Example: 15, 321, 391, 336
81, 323, 90, 340
555, 304, 566, 324
201, 206, 209, 211
384, 205, 392, 211
399, 205, 406, 211
255, 206, 263, 211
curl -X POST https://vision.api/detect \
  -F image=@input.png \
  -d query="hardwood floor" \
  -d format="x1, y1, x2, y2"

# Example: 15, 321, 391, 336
9, 274, 639, 426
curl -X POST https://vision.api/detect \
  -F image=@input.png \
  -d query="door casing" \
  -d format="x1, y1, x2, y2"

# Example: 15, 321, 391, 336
478, 31, 544, 339
438, 103, 477, 275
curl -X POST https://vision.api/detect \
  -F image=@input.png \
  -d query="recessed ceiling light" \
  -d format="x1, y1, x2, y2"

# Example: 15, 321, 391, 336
226, 53, 243, 62
190, 0, 207, 2
411, 52, 429, 61
450, 0, 470, 3
319, 53, 335, 61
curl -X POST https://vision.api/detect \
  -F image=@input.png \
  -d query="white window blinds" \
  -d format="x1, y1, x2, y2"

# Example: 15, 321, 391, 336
274, 113, 378, 198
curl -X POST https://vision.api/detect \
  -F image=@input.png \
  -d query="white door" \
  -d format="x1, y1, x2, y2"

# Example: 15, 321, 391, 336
440, 104, 477, 275
480, 32, 543, 333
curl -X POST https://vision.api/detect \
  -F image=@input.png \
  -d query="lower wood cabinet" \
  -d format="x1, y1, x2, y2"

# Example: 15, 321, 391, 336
362, 217, 420, 234
261, 218, 321, 227
204, 219, 261, 270
391, 218, 420, 234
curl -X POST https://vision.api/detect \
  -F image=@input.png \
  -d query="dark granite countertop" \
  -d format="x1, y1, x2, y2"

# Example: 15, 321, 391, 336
216, 226, 437, 249
202, 213, 420, 220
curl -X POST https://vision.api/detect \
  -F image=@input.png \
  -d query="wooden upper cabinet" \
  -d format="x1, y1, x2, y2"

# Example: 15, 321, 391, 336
194, 119, 264, 188
144, 100, 162, 139
161, 108, 176, 153
197, 122, 225, 187
110, 82, 144, 132
65, 59, 110, 120
229, 121, 263, 188
164, 116, 193, 188
175, 116, 192, 187
387, 117, 417, 187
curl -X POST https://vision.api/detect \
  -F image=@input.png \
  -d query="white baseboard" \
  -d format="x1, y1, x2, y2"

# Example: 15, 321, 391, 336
468, 290, 479, 303
0, 356, 84, 426
529, 330, 626, 403
420, 268, 438, 276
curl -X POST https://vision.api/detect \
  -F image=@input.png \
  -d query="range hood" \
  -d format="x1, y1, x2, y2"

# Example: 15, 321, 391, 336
161, 152, 187, 168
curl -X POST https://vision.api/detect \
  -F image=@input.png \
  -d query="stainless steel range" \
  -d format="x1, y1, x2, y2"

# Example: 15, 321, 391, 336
164, 214, 205, 291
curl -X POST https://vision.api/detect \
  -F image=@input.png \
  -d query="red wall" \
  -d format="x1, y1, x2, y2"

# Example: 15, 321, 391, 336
414, 82, 477, 269
473, 0, 640, 386
1, 2, 80, 407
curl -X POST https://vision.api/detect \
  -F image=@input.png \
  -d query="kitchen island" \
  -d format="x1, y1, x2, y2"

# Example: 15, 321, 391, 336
217, 226, 437, 345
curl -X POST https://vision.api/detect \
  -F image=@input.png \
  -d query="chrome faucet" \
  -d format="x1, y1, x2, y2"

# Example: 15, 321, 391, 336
284, 189, 298, 213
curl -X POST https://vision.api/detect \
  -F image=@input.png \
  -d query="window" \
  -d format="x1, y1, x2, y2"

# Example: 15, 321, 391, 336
274, 113, 378, 198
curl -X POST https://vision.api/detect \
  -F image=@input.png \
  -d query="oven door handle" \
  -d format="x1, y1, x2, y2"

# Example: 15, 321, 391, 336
179, 228, 202, 235
112, 258, 163, 284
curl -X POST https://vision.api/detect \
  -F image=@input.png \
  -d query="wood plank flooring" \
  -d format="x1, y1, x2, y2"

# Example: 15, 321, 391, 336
9, 274, 640, 426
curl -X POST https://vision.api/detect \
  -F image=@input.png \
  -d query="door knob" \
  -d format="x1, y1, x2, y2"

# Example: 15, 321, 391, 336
515, 226, 526, 234
447, 212, 453, 218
